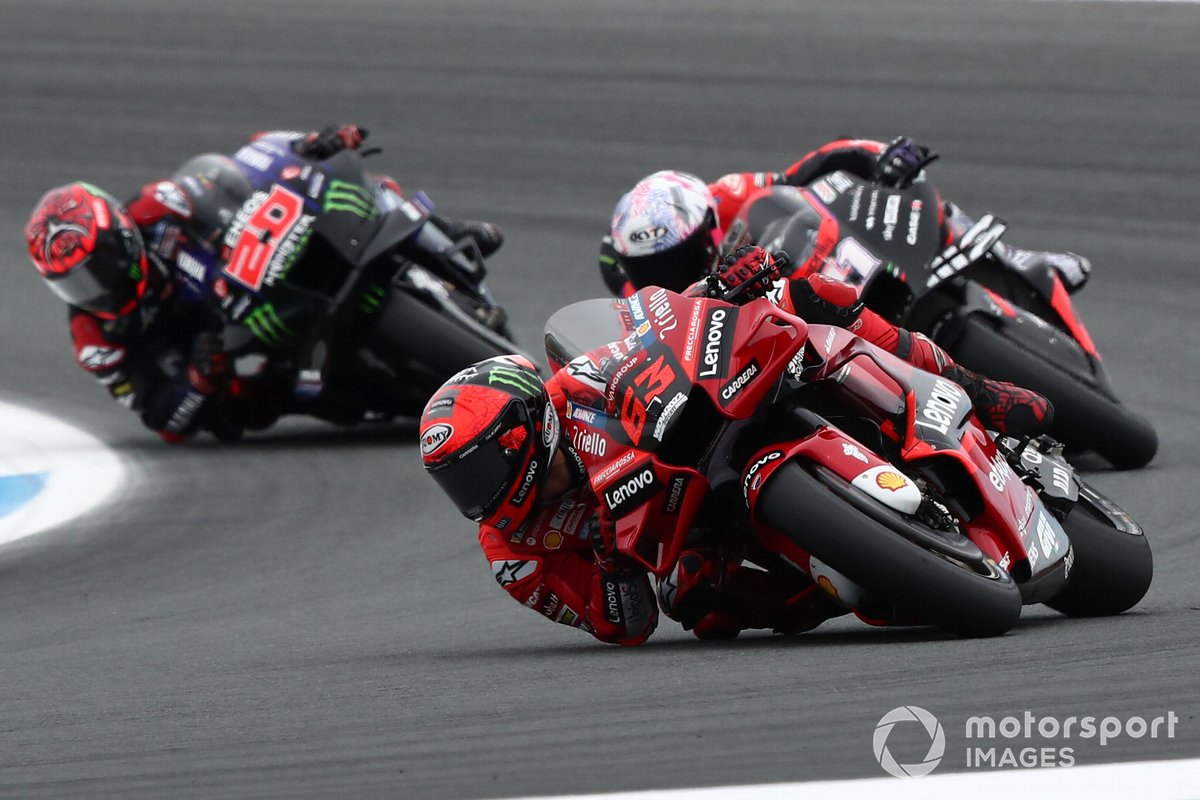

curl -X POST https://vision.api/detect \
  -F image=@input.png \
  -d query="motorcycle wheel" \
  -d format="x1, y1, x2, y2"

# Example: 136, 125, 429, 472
757, 461, 1022, 638
1044, 490, 1153, 617
948, 315, 1157, 470
368, 287, 523, 403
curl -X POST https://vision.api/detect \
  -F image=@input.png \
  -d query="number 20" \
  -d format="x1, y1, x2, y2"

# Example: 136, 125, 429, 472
224, 185, 304, 290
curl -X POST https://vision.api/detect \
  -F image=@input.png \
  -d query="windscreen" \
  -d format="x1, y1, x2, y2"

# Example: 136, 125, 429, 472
544, 298, 634, 370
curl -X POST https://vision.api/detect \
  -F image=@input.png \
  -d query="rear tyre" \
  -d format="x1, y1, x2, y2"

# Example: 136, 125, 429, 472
376, 289, 518, 374
1045, 492, 1153, 617
948, 315, 1157, 470
367, 288, 522, 411
757, 462, 1022, 637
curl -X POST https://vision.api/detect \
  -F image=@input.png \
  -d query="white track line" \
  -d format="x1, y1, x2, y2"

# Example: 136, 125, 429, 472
0, 401, 126, 547
506, 758, 1200, 800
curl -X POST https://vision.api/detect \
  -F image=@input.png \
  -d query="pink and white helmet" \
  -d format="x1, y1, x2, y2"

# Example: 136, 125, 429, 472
610, 170, 720, 292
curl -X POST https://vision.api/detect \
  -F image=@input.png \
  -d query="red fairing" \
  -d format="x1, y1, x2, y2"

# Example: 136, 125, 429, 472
623, 288, 807, 420
1049, 273, 1099, 357
709, 171, 782, 231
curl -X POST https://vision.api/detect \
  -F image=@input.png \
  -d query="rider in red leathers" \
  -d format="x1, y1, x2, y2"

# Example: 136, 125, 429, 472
25, 125, 504, 442
420, 344, 848, 646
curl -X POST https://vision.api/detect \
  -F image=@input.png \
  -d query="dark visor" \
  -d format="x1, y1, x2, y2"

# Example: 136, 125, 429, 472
427, 402, 532, 522
47, 252, 139, 317
622, 217, 717, 293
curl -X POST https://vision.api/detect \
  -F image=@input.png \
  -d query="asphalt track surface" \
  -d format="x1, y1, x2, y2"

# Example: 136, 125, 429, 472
1, 1, 1198, 797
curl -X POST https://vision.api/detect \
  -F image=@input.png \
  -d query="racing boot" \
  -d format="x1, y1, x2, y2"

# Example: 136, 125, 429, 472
432, 214, 505, 258
945, 202, 1091, 294
658, 550, 844, 640
941, 363, 1054, 438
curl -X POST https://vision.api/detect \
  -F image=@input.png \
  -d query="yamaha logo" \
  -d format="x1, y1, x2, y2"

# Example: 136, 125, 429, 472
420, 424, 453, 457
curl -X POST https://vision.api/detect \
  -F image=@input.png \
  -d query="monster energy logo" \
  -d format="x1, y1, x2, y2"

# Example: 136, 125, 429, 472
243, 302, 298, 346
488, 364, 540, 395
358, 284, 387, 314
322, 180, 377, 219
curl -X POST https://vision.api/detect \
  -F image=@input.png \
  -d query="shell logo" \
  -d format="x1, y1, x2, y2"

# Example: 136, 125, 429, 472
876, 471, 909, 492
816, 575, 839, 599
543, 531, 564, 550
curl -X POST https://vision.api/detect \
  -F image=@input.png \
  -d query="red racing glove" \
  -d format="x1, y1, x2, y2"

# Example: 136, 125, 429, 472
715, 245, 781, 301
294, 125, 368, 159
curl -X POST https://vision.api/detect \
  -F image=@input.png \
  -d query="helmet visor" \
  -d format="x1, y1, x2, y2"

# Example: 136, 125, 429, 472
46, 253, 139, 318
426, 401, 533, 522
621, 213, 717, 293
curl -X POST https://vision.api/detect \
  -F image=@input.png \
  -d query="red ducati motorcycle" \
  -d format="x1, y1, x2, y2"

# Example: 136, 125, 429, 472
544, 285, 1152, 637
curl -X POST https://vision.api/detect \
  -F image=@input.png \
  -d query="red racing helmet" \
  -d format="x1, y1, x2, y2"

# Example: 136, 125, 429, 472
420, 355, 560, 529
25, 182, 153, 320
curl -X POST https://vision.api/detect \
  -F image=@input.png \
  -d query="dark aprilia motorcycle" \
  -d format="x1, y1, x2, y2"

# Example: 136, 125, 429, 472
724, 172, 1157, 469
167, 136, 532, 435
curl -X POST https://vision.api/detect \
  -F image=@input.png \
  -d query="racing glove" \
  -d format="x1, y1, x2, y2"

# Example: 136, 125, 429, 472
585, 512, 658, 645
187, 331, 232, 396
714, 245, 782, 301
872, 136, 938, 188
293, 125, 368, 159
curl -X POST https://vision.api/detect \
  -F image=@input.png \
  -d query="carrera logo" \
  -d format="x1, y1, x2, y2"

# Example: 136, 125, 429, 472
662, 475, 688, 515
698, 307, 731, 379
420, 423, 453, 457
603, 466, 663, 517
720, 360, 760, 405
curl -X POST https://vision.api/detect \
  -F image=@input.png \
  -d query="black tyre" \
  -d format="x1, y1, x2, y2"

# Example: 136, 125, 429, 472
948, 314, 1157, 470
1045, 490, 1153, 617
757, 462, 1022, 637
371, 288, 520, 382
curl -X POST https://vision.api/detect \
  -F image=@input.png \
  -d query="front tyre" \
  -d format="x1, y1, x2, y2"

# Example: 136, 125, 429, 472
757, 462, 1022, 637
1045, 487, 1153, 616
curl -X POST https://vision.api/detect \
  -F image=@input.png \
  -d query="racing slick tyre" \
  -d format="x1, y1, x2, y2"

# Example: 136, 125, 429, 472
757, 462, 1022, 637
368, 287, 521, 410
946, 314, 1157, 470
1045, 490, 1153, 617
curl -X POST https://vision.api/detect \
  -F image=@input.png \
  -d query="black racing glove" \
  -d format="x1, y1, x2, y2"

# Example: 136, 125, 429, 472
872, 136, 939, 188
598, 235, 627, 296
187, 331, 231, 396
586, 512, 619, 573
293, 125, 368, 159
